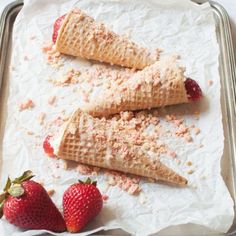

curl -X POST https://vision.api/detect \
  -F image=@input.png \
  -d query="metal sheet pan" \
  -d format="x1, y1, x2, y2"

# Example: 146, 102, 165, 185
0, 0, 235, 235
0, 0, 22, 93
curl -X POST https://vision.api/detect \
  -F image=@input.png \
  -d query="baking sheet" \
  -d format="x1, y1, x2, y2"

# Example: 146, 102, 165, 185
0, 0, 234, 235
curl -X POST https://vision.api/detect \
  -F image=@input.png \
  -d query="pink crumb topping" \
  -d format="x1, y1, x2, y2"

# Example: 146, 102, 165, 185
48, 96, 56, 105
53, 117, 64, 126
38, 112, 46, 125
168, 151, 177, 158
19, 99, 34, 111
208, 80, 213, 86
42, 42, 54, 53
185, 135, 193, 142
106, 170, 141, 195
77, 164, 93, 175
175, 124, 189, 137
42, 42, 62, 67
194, 128, 201, 135
77, 164, 100, 175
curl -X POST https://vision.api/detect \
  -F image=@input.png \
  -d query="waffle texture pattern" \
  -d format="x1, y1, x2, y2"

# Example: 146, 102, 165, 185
55, 9, 160, 69
83, 57, 189, 117
55, 109, 187, 186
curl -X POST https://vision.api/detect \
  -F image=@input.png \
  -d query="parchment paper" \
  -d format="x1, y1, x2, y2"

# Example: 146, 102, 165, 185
0, 0, 234, 235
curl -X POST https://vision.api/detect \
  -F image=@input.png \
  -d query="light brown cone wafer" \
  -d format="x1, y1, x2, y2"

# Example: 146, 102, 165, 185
55, 109, 187, 186
83, 57, 189, 117
55, 9, 160, 69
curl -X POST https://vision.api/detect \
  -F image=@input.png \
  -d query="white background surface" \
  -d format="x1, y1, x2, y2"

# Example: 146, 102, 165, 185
0, 0, 234, 235
0, 0, 235, 235
0, 0, 236, 55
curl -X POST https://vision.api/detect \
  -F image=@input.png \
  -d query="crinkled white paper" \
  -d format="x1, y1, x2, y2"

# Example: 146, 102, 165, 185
0, 0, 234, 235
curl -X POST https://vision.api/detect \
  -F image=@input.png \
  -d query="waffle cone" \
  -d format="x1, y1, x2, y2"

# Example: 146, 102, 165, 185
55, 109, 187, 186
55, 9, 160, 69
83, 57, 189, 117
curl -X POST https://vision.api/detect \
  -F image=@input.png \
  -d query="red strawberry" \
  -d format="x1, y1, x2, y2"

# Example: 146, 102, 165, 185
63, 178, 103, 232
52, 14, 66, 44
43, 135, 55, 157
184, 78, 202, 102
0, 171, 66, 232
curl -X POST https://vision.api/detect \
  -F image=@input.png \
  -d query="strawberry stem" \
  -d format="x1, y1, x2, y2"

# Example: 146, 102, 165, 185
0, 177, 11, 218
3, 177, 11, 192
12, 170, 34, 184
85, 178, 92, 185
78, 178, 97, 186
0, 202, 4, 218
0, 193, 6, 219
0, 193, 6, 203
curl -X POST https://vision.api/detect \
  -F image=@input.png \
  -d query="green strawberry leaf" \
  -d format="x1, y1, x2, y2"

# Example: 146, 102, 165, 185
0, 193, 6, 219
8, 184, 24, 197
12, 170, 34, 184
78, 178, 97, 186
85, 177, 92, 184
3, 177, 11, 192
0, 193, 6, 204
0, 200, 4, 219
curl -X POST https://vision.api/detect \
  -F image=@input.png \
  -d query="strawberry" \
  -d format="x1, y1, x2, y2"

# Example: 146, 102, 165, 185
43, 135, 55, 157
63, 178, 103, 232
0, 171, 66, 232
52, 14, 66, 44
184, 78, 202, 102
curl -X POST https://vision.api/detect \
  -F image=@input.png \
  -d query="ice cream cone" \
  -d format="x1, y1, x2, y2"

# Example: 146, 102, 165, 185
83, 57, 189, 117
54, 109, 187, 186
55, 9, 160, 69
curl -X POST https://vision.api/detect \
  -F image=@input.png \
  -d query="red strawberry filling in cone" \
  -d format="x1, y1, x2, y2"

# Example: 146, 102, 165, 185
43, 135, 55, 157
184, 78, 202, 102
52, 15, 66, 43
